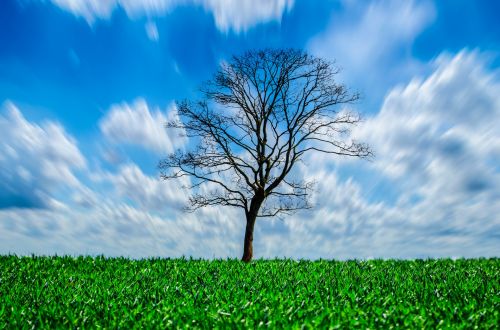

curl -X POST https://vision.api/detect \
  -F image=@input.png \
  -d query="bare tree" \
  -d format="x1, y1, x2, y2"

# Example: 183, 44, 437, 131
159, 49, 371, 262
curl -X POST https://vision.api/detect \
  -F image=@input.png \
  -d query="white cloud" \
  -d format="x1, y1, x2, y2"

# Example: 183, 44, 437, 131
145, 21, 159, 41
51, 0, 116, 22
0, 102, 86, 209
198, 0, 293, 32
0, 203, 178, 257
309, 0, 435, 106
0, 196, 245, 258
356, 50, 500, 188
99, 98, 187, 155
336, 50, 499, 257
47, 0, 294, 32
104, 163, 189, 211
0, 101, 243, 258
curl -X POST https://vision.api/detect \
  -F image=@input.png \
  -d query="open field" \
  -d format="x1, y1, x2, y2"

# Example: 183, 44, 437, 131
0, 256, 498, 328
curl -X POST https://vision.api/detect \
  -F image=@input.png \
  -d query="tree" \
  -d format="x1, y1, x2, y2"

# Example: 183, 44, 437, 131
159, 49, 371, 262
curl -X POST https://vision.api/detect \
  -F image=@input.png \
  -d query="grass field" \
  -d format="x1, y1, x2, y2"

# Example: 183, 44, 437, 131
0, 256, 498, 328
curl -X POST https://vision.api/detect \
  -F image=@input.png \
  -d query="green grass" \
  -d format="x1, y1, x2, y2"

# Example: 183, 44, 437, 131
0, 256, 498, 328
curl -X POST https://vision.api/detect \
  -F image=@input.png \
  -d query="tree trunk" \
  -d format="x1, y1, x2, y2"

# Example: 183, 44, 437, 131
241, 194, 265, 262
241, 212, 257, 262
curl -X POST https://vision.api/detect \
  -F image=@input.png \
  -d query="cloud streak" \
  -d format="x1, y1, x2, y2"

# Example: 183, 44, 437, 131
99, 99, 187, 155
47, 0, 294, 32
309, 0, 436, 108
0, 102, 86, 209
102, 163, 189, 211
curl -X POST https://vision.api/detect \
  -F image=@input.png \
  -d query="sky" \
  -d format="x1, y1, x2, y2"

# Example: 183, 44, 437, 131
0, 0, 499, 259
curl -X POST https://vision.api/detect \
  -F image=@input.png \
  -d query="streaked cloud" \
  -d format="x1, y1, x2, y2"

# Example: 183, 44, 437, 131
0, 194, 244, 258
309, 0, 436, 106
145, 21, 159, 41
101, 163, 189, 211
356, 50, 500, 192
0, 102, 86, 209
47, 0, 294, 32
99, 99, 187, 155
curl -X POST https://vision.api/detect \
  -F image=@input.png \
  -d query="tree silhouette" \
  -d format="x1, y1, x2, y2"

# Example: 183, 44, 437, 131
159, 49, 371, 262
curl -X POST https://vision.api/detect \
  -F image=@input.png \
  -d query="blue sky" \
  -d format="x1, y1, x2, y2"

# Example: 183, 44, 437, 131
1, 0, 499, 259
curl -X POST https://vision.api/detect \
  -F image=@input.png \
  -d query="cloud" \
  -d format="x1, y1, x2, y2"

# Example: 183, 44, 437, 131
145, 21, 159, 41
0, 99, 242, 258
356, 50, 500, 191
50, 0, 116, 21
0, 203, 178, 257
197, 0, 293, 32
102, 163, 189, 211
0, 102, 86, 209
46, 0, 294, 32
0, 195, 245, 258
341, 50, 499, 257
99, 98, 187, 155
309, 0, 436, 106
